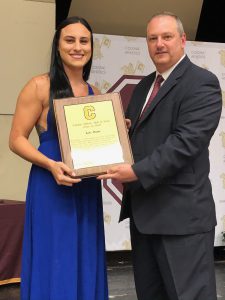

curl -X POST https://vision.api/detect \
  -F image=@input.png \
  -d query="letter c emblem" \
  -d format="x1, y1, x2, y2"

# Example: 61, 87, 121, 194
83, 105, 96, 120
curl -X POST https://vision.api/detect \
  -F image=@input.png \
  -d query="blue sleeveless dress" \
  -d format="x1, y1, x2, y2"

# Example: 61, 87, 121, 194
21, 85, 108, 300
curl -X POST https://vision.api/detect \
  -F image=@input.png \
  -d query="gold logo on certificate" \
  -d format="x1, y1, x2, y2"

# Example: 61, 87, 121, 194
83, 105, 96, 120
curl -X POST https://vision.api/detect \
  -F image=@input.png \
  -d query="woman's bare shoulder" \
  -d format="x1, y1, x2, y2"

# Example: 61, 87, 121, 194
30, 73, 49, 90
26, 73, 50, 102
21, 73, 49, 93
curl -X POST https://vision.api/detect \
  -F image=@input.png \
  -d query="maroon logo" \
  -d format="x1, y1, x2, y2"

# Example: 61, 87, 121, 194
103, 75, 144, 205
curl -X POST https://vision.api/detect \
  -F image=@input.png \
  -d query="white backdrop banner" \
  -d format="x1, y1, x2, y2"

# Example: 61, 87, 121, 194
89, 34, 225, 250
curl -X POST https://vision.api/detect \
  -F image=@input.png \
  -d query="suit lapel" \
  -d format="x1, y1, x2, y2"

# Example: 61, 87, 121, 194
136, 56, 191, 127
129, 73, 156, 133
139, 77, 177, 124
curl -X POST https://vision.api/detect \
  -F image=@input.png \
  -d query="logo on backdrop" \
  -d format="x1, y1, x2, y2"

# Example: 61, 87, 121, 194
121, 61, 145, 75
104, 212, 112, 225
219, 50, 225, 67
221, 215, 225, 235
122, 240, 132, 250
102, 75, 144, 204
94, 80, 111, 94
222, 91, 225, 107
220, 131, 225, 148
220, 173, 225, 189
93, 36, 111, 60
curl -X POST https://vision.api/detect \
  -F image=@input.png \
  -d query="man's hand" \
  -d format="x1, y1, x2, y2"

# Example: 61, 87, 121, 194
97, 163, 138, 182
125, 119, 131, 130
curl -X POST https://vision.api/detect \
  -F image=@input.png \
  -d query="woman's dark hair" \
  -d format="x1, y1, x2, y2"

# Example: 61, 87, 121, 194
49, 16, 93, 103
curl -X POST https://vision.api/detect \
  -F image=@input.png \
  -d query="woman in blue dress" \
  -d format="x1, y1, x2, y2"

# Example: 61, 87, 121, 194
9, 16, 108, 300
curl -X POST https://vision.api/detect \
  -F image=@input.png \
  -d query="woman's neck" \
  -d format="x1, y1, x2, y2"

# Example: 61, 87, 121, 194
63, 65, 88, 97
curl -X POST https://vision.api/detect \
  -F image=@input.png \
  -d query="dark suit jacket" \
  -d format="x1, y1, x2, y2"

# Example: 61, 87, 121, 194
120, 56, 222, 235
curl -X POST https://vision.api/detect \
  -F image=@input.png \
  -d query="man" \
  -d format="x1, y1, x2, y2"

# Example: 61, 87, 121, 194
98, 12, 222, 300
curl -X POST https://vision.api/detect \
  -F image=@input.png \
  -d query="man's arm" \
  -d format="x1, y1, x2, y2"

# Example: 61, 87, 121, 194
133, 72, 222, 190
98, 72, 222, 187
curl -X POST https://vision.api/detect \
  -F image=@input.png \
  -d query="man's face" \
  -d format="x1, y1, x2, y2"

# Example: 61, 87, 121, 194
146, 16, 186, 73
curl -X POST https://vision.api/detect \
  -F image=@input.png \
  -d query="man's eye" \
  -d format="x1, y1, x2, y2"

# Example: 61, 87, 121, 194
148, 37, 157, 42
164, 35, 173, 41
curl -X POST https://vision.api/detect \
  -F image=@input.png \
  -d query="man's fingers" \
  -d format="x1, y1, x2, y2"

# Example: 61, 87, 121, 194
97, 171, 116, 180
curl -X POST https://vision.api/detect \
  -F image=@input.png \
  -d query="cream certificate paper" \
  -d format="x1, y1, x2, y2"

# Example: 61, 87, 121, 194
64, 100, 124, 169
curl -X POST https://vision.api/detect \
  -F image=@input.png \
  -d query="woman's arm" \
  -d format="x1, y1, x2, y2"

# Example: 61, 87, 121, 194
9, 76, 81, 186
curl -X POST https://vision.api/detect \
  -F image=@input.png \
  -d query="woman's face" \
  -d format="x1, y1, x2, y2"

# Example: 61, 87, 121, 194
58, 22, 92, 71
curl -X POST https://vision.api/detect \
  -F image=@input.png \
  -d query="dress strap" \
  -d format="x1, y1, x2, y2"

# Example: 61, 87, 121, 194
87, 83, 94, 95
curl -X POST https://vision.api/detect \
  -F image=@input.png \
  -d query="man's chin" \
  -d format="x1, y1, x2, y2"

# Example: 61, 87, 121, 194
154, 58, 168, 66
154, 60, 170, 73
154, 54, 168, 61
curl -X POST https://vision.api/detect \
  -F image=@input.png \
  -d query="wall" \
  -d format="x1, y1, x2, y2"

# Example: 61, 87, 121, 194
69, 0, 203, 40
0, 0, 55, 200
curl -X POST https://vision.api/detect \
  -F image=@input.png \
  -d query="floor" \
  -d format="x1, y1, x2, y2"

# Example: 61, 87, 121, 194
0, 249, 225, 300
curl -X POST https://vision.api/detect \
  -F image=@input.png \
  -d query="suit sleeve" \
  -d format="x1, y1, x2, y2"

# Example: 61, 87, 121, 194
132, 72, 222, 191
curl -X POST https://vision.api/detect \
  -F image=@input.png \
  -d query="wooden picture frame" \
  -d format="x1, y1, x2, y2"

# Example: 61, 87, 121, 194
53, 92, 133, 178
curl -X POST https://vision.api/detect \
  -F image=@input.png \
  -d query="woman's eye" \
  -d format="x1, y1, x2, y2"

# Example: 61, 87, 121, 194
65, 39, 74, 43
80, 39, 89, 44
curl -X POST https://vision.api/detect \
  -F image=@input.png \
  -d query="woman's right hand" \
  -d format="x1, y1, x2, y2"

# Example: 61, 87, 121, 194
48, 160, 81, 186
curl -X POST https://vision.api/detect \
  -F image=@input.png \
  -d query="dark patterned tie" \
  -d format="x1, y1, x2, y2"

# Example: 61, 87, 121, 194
139, 74, 164, 119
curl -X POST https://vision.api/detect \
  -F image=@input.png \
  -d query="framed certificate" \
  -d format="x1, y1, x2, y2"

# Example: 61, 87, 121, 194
53, 92, 133, 178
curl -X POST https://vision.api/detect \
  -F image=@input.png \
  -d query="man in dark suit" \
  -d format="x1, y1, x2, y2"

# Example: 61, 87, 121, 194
98, 12, 222, 300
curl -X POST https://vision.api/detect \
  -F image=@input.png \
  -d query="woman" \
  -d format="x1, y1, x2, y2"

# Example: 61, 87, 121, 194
9, 16, 108, 300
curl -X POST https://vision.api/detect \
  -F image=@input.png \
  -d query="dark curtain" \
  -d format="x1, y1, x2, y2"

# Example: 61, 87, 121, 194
196, 0, 225, 42
55, 0, 72, 28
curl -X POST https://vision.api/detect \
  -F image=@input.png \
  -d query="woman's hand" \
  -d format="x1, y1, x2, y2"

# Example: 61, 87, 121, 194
48, 160, 81, 186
